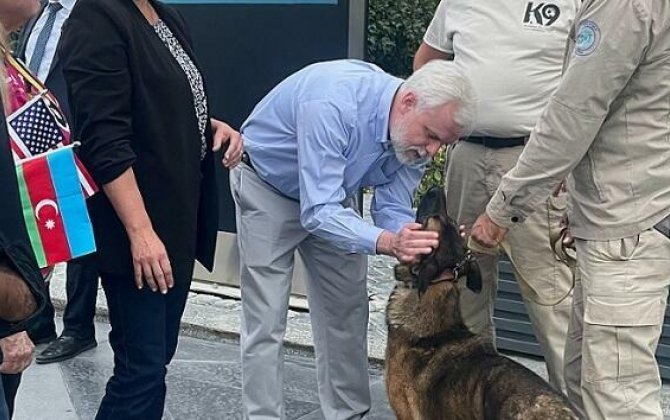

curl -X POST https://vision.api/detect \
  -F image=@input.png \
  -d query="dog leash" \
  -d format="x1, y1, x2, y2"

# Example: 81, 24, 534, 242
465, 203, 575, 307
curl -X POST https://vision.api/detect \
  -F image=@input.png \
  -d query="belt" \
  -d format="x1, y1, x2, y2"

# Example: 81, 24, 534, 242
463, 136, 527, 149
241, 152, 255, 171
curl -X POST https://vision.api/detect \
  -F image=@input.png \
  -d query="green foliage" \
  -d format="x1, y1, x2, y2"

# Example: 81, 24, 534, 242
414, 148, 446, 206
367, 0, 440, 77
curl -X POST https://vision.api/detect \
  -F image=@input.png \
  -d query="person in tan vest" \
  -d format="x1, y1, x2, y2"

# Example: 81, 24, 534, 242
471, 0, 670, 418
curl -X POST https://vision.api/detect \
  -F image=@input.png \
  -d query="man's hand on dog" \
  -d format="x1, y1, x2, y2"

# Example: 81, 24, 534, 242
377, 223, 439, 263
469, 212, 507, 249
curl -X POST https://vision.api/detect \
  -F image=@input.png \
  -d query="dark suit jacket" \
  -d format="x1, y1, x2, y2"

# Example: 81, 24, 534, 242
58, 0, 218, 276
15, 2, 71, 122
0, 103, 47, 338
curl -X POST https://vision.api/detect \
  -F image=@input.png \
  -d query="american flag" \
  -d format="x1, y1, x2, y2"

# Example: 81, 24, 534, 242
8, 94, 68, 154
7, 93, 97, 197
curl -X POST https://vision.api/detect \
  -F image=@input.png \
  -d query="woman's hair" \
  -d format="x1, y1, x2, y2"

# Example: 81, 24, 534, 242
400, 60, 477, 138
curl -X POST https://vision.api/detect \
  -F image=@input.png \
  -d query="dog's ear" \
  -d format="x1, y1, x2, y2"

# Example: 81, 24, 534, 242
415, 186, 447, 225
465, 259, 482, 293
415, 253, 440, 296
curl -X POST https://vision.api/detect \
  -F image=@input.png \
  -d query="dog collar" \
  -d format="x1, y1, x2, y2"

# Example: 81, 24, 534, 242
427, 271, 455, 286
427, 250, 476, 287
452, 250, 476, 280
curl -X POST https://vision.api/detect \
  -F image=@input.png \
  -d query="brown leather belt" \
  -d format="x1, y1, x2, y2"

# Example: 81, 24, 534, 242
463, 136, 527, 149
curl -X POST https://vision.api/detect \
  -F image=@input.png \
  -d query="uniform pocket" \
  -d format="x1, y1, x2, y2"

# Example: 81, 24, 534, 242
583, 295, 664, 383
584, 295, 662, 327
572, 151, 606, 203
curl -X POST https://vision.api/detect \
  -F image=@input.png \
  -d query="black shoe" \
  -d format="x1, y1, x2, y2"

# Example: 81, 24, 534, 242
35, 336, 97, 364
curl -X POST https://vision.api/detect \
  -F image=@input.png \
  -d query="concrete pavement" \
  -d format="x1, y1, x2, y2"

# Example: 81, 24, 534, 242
15, 320, 394, 420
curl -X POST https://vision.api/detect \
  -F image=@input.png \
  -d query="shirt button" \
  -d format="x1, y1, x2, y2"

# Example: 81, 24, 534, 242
511, 216, 519, 223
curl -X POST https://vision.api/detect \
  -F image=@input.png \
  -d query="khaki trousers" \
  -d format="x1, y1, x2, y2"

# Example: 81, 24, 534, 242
445, 141, 573, 391
564, 229, 670, 419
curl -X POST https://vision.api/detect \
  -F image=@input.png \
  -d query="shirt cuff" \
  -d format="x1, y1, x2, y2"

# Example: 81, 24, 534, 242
486, 191, 526, 230
358, 224, 385, 255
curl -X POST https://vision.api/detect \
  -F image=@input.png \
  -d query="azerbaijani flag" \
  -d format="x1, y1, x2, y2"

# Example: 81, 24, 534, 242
15, 146, 96, 268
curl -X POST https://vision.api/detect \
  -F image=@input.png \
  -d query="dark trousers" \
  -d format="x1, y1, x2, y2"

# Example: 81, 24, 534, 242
95, 261, 193, 420
29, 257, 98, 341
0, 374, 21, 419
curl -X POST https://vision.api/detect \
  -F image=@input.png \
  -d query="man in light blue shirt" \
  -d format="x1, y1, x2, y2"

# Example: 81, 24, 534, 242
232, 59, 475, 419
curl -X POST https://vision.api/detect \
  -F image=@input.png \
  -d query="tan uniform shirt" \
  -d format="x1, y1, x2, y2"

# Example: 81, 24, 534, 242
487, 0, 670, 241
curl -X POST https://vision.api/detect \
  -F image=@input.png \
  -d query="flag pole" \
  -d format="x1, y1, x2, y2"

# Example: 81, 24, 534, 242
15, 142, 81, 164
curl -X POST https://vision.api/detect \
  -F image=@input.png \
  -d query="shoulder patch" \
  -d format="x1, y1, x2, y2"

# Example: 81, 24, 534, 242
575, 20, 601, 56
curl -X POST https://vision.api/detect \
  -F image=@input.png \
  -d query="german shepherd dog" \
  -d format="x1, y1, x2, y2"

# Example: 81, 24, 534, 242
385, 187, 578, 420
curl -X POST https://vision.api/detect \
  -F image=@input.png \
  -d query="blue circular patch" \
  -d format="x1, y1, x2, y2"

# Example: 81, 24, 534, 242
575, 20, 601, 56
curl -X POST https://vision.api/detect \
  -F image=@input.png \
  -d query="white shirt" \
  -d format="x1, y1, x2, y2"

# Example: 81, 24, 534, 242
424, 0, 580, 137
25, 0, 77, 82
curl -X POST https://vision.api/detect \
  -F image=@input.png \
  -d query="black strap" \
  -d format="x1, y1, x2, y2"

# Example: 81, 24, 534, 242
463, 136, 526, 149
241, 152, 255, 171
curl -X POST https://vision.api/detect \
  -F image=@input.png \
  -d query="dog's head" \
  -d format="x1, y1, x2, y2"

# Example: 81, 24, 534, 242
403, 186, 482, 295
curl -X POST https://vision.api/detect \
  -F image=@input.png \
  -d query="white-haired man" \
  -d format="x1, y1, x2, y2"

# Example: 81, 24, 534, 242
232, 59, 475, 419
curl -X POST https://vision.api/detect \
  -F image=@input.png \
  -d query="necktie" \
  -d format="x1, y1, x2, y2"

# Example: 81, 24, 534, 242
28, 2, 63, 75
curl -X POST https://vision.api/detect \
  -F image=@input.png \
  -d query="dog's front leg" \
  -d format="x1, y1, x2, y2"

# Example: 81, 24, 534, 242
387, 381, 423, 420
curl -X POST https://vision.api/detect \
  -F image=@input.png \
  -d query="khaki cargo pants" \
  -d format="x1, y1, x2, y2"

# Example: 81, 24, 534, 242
445, 140, 573, 391
564, 229, 670, 419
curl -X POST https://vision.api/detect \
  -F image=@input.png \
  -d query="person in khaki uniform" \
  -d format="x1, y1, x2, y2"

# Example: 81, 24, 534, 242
414, 0, 579, 391
471, 0, 670, 418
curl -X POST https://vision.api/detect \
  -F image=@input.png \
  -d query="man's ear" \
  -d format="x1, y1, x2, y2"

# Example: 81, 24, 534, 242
400, 91, 418, 113
465, 260, 482, 293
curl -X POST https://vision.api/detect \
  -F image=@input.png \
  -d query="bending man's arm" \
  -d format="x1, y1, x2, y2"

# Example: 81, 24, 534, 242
296, 101, 438, 261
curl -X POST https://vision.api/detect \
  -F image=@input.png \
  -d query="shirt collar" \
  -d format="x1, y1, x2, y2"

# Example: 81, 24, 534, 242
375, 77, 403, 149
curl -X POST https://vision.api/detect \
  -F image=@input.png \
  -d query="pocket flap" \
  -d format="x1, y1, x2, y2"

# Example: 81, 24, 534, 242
584, 295, 663, 326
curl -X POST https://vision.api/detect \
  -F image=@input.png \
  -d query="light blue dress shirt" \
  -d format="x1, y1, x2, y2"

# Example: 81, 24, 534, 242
25, 0, 77, 82
241, 60, 424, 255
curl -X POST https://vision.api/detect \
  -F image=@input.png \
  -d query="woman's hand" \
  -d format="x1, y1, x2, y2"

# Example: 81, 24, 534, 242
101, 169, 173, 293
0, 332, 34, 374
211, 118, 243, 168
128, 227, 173, 294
